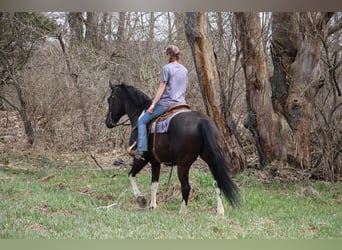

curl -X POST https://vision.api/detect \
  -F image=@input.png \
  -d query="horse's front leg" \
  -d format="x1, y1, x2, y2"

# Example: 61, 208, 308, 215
150, 162, 161, 209
129, 159, 148, 208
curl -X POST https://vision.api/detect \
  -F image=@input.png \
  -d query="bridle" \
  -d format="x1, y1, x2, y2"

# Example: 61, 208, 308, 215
111, 116, 131, 127
108, 87, 145, 129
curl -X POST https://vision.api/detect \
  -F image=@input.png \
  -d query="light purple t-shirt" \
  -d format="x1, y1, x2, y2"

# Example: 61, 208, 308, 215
158, 62, 188, 107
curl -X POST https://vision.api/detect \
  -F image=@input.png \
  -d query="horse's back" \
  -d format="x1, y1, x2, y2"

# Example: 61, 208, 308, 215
153, 111, 211, 165
169, 110, 212, 133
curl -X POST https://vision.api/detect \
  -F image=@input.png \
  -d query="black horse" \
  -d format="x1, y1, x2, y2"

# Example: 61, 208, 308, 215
105, 81, 240, 215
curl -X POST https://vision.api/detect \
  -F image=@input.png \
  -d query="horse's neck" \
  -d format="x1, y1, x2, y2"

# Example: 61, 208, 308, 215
124, 89, 150, 127
129, 112, 139, 127
126, 105, 143, 127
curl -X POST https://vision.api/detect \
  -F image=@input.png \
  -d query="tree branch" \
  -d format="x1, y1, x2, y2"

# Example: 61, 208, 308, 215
328, 18, 342, 36
0, 95, 19, 111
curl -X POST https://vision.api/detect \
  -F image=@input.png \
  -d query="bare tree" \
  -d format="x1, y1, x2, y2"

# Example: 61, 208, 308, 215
209, 13, 245, 143
0, 12, 58, 145
67, 12, 84, 48
174, 12, 186, 42
185, 12, 246, 172
311, 13, 342, 180
85, 12, 99, 49
235, 12, 336, 169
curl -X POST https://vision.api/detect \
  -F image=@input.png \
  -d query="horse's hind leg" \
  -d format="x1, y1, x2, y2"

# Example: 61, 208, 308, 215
214, 181, 225, 216
200, 149, 225, 215
129, 159, 148, 208
177, 165, 191, 214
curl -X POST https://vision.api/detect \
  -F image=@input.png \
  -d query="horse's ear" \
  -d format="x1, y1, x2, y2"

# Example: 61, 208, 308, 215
109, 80, 115, 89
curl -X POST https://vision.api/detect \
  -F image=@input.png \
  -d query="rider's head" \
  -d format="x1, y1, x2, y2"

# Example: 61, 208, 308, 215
164, 45, 180, 63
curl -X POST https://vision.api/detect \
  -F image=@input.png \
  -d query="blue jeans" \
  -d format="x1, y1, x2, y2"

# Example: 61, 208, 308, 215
137, 104, 168, 152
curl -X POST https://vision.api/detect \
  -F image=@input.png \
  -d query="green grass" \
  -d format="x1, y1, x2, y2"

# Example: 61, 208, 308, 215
0, 151, 341, 239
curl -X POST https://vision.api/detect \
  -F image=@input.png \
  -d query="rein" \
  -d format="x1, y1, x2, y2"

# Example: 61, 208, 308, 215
111, 106, 145, 128
111, 117, 131, 127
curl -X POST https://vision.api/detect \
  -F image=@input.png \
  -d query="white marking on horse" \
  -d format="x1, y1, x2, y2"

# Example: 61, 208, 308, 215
214, 181, 225, 216
150, 182, 159, 209
179, 200, 187, 214
129, 174, 143, 198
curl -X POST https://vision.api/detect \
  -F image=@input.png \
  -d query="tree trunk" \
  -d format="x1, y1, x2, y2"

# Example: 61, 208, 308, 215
174, 12, 186, 42
0, 77, 35, 145
235, 12, 293, 166
13, 79, 34, 144
271, 12, 334, 168
0, 83, 5, 110
236, 12, 334, 168
0, 13, 40, 145
185, 12, 245, 172
147, 12, 155, 48
85, 12, 99, 49
117, 12, 126, 44
67, 12, 84, 48
99, 12, 111, 51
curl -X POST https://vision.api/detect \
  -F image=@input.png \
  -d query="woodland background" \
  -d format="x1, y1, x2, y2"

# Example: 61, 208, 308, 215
0, 12, 341, 181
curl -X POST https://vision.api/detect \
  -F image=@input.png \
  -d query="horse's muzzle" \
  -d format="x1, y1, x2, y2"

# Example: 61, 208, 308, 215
105, 113, 115, 128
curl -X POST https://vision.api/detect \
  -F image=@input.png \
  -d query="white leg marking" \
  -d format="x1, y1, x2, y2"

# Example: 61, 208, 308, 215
179, 200, 187, 214
129, 174, 143, 198
214, 181, 225, 216
150, 182, 159, 209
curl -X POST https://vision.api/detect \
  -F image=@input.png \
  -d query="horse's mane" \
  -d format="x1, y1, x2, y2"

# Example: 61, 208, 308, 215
118, 83, 151, 109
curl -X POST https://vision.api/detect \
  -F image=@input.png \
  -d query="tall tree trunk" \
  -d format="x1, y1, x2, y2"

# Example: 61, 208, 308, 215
174, 12, 186, 42
99, 12, 110, 51
0, 13, 40, 145
271, 12, 334, 168
147, 12, 155, 48
236, 12, 334, 168
185, 12, 245, 173
0, 76, 35, 145
235, 12, 292, 166
67, 12, 84, 48
85, 12, 99, 49
13, 78, 34, 144
117, 12, 126, 44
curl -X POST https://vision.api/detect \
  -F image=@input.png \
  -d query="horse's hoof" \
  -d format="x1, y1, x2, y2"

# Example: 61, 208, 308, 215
137, 196, 147, 208
217, 210, 225, 216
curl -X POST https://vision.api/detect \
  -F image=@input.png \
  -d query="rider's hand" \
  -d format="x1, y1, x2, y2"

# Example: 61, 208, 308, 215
147, 104, 155, 114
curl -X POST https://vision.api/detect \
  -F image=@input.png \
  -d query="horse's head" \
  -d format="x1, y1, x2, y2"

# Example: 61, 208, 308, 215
105, 81, 126, 128
105, 81, 152, 128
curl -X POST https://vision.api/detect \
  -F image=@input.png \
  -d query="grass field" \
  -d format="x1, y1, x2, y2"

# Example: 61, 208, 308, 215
0, 150, 341, 239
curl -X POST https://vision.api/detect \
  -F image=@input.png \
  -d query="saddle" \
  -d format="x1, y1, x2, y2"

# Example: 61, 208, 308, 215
148, 103, 191, 134
148, 103, 191, 163
127, 103, 191, 162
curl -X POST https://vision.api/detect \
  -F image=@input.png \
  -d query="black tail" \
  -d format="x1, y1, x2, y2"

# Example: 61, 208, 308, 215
199, 119, 240, 208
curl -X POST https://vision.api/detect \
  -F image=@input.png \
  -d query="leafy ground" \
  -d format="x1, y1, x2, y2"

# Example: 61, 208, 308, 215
0, 149, 341, 239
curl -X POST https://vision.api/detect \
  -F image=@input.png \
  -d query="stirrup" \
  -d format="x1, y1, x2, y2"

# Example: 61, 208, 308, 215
131, 150, 146, 161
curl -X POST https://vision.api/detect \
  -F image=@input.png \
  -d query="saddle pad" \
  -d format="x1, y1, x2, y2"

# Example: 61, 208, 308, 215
150, 110, 190, 134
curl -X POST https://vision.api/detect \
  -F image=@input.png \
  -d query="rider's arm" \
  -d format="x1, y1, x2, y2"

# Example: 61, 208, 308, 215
147, 82, 166, 113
